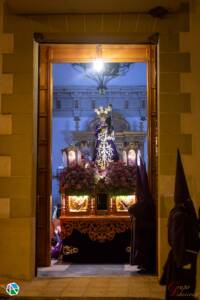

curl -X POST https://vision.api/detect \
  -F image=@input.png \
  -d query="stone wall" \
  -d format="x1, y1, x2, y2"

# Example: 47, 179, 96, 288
0, 0, 12, 220
180, 2, 200, 296
0, 0, 35, 280
180, 0, 200, 216
0, 1, 197, 282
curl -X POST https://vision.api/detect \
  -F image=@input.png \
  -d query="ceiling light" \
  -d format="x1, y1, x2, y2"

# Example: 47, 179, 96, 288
93, 58, 104, 73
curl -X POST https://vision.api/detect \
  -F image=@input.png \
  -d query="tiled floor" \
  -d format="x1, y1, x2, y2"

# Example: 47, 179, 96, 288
0, 276, 165, 298
0, 263, 165, 299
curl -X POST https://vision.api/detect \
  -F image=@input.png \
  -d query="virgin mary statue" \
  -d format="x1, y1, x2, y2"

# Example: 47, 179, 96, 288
93, 104, 119, 169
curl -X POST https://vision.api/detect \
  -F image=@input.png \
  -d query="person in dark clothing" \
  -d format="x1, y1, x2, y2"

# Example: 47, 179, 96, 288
51, 204, 63, 259
199, 207, 200, 231
196, 207, 200, 298
139, 157, 151, 197
160, 150, 200, 299
128, 162, 156, 273
128, 166, 144, 267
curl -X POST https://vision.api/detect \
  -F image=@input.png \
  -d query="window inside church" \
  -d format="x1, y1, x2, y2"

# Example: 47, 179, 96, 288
124, 100, 129, 109
56, 99, 61, 109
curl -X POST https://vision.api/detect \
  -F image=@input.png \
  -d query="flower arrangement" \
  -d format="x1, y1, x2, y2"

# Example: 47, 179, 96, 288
105, 161, 136, 195
58, 161, 136, 196
58, 164, 95, 195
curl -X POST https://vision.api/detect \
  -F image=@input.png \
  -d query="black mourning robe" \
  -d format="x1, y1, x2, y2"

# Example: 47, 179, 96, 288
160, 150, 200, 299
128, 198, 156, 272
160, 205, 199, 299
128, 164, 156, 272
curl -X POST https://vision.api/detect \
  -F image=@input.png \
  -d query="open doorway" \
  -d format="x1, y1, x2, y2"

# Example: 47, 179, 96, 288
36, 44, 157, 277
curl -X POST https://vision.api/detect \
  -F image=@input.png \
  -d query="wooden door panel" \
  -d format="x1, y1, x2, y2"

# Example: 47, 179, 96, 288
38, 145, 48, 168
39, 90, 48, 114
38, 118, 48, 140
147, 45, 157, 200
36, 46, 52, 267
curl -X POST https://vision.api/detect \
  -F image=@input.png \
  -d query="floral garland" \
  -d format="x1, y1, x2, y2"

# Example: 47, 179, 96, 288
58, 164, 95, 195
105, 161, 136, 195
58, 161, 136, 196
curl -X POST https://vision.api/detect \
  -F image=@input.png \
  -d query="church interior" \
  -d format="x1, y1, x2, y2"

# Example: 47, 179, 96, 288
0, 0, 200, 298
48, 61, 149, 272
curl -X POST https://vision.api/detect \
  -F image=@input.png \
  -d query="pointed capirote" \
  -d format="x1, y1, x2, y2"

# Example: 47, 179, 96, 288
139, 155, 151, 197
174, 149, 198, 222
174, 149, 191, 205
136, 165, 144, 201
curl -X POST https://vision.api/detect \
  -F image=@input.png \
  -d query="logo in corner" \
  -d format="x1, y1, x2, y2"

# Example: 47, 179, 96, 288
6, 282, 20, 296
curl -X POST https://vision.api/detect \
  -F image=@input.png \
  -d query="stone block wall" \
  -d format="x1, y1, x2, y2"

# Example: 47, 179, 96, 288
0, 0, 35, 280
0, 1, 13, 221
0, 0, 198, 285
179, 0, 200, 211
158, 3, 192, 274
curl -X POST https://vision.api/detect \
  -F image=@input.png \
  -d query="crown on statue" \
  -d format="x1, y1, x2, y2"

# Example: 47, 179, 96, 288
94, 104, 112, 116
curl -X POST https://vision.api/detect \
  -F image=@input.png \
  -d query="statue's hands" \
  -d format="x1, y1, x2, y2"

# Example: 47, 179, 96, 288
100, 127, 106, 133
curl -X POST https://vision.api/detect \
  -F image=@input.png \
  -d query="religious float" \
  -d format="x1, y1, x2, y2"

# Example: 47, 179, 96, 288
58, 105, 142, 262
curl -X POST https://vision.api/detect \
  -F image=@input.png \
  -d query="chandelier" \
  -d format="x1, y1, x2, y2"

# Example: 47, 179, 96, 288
72, 45, 133, 95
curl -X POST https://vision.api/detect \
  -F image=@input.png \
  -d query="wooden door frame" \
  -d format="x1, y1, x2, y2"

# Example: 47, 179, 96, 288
36, 43, 158, 270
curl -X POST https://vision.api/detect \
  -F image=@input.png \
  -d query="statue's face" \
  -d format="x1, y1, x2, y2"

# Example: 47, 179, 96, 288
100, 115, 106, 122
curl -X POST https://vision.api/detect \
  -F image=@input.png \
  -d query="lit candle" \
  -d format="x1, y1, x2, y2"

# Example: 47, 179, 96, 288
68, 150, 76, 166
122, 150, 127, 165
128, 149, 136, 166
